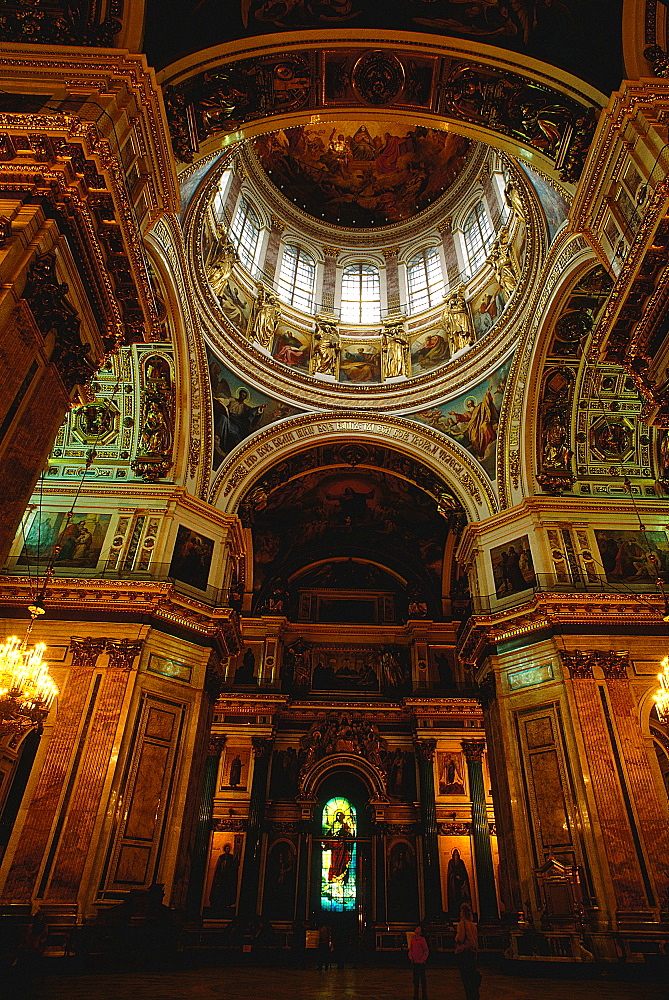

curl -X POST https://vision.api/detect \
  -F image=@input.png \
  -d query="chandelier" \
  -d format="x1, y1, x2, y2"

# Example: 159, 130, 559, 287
0, 634, 58, 735
654, 656, 669, 726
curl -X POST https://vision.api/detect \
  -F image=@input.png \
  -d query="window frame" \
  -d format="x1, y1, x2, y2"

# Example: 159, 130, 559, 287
462, 201, 494, 274
340, 262, 382, 325
230, 195, 261, 271
406, 245, 446, 315
277, 243, 317, 312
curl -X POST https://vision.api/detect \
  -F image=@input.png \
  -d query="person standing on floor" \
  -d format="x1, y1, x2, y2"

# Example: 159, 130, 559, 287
408, 924, 429, 1000
454, 902, 480, 1000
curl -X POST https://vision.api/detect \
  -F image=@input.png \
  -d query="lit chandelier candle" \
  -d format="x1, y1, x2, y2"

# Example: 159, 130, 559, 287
0, 635, 58, 731
654, 656, 669, 726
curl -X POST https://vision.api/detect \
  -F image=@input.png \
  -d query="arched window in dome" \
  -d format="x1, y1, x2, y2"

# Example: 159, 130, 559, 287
277, 244, 316, 312
463, 201, 494, 274
406, 246, 445, 314
212, 169, 233, 223
321, 797, 357, 912
341, 263, 381, 324
230, 195, 261, 270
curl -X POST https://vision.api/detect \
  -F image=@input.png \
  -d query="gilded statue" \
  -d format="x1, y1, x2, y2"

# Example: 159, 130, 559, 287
504, 179, 525, 221
488, 228, 519, 295
250, 285, 282, 351
207, 241, 238, 298
441, 288, 473, 355
310, 317, 340, 377
382, 321, 409, 379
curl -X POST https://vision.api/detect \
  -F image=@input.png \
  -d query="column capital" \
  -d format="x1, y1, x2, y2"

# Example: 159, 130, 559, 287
461, 739, 486, 763
438, 217, 453, 234
105, 638, 144, 670
323, 246, 340, 258
208, 734, 227, 757
251, 735, 274, 758
270, 216, 285, 232
382, 246, 399, 259
69, 637, 107, 669
414, 738, 437, 762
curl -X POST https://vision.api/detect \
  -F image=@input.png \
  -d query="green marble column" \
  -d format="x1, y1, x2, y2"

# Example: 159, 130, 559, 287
186, 735, 226, 918
238, 736, 274, 919
462, 739, 498, 922
414, 739, 443, 919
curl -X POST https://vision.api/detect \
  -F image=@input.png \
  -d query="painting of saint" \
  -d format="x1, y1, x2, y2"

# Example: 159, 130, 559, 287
208, 837, 240, 913
411, 330, 450, 373
272, 328, 310, 369
339, 344, 381, 383
519, 163, 570, 243
169, 525, 215, 592
446, 848, 471, 920
594, 529, 669, 585
264, 841, 296, 920
410, 356, 512, 478
17, 512, 111, 569
439, 753, 466, 795
254, 123, 470, 227
491, 535, 536, 599
217, 277, 252, 332
324, 805, 353, 882
470, 281, 507, 338
207, 349, 302, 469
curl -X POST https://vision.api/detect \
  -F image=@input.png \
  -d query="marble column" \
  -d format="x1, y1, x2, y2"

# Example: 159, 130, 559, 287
238, 736, 273, 918
185, 735, 226, 917
462, 739, 498, 922
414, 739, 442, 919
261, 218, 285, 285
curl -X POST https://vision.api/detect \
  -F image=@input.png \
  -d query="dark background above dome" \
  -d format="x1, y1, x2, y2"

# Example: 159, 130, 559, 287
145, 0, 623, 96
253, 124, 470, 227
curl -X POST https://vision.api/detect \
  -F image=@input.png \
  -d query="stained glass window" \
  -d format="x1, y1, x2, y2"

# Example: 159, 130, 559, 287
321, 797, 357, 912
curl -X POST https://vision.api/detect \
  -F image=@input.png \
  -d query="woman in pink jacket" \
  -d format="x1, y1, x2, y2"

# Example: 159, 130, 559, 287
408, 925, 429, 1000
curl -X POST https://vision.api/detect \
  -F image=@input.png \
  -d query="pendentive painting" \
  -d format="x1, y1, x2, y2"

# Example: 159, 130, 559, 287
206, 348, 302, 469
491, 535, 536, 599
253, 123, 470, 227
17, 511, 111, 569
595, 529, 669, 584
410, 355, 513, 478
169, 525, 215, 592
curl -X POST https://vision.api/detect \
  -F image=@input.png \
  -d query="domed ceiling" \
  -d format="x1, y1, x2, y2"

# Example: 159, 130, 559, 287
253, 124, 471, 227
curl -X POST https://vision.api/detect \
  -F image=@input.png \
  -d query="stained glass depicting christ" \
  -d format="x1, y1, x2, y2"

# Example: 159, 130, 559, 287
321, 798, 356, 912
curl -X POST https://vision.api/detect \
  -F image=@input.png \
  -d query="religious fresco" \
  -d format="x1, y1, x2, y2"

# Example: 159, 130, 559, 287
311, 649, 379, 692
438, 752, 466, 795
410, 328, 450, 375
410, 355, 513, 478
230, 642, 263, 686
220, 746, 251, 789
169, 524, 215, 591
205, 831, 242, 914
249, 469, 448, 603
470, 281, 508, 340
271, 324, 311, 370
253, 124, 470, 227
519, 163, 570, 243
17, 511, 111, 569
206, 348, 302, 469
339, 342, 382, 383
216, 277, 253, 333
594, 529, 669, 585
490, 534, 536, 598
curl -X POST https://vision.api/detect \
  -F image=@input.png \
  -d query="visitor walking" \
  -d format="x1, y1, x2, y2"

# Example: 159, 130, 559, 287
454, 903, 480, 1000
408, 924, 429, 1000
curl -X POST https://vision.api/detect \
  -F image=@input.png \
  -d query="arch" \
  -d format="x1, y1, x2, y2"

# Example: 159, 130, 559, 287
300, 753, 388, 801
209, 411, 498, 522
160, 32, 605, 190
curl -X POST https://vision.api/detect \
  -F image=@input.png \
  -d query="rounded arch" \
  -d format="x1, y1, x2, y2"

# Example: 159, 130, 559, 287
160, 31, 606, 191
209, 410, 498, 522
497, 231, 604, 508
300, 753, 388, 801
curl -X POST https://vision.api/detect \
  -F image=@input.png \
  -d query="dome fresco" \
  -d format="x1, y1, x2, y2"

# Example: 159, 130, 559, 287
253, 124, 471, 227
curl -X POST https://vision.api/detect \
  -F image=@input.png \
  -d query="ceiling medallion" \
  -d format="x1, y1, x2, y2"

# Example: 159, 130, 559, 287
352, 50, 405, 107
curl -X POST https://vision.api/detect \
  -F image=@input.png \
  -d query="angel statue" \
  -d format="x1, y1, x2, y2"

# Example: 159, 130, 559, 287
207, 241, 238, 299
310, 317, 340, 377
441, 288, 473, 356
382, 320, 409, 379
250, 285, 282, 351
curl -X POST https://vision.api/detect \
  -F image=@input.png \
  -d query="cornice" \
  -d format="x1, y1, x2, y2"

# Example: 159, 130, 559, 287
0, 576, 242, 652
457, 591, 668, 664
